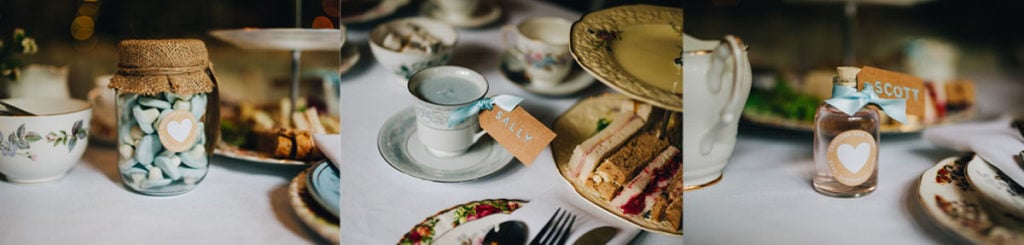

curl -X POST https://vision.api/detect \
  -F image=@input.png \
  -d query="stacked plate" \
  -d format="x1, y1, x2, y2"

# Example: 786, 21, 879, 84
289, 160, 340, 243
917, 154, 1024, 243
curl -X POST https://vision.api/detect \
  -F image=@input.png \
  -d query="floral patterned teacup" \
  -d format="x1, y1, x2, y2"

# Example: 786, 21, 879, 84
502, 17, 573, 88
0, 98, 91, 183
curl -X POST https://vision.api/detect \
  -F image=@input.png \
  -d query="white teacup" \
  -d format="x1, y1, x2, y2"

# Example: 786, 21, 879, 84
502, 17, 573, 88
682, 34, 752, 188
432, 0, 479, 20
408, 66, 489, 157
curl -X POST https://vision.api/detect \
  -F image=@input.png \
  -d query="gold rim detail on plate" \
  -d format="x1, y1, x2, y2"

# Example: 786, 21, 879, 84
551, 93, 681, 236
683, 173, 722, 191
569, 5, 683, 112
289, 168, 340, 244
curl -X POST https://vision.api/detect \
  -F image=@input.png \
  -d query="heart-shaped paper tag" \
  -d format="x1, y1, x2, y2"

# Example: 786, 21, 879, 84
837, 143, 870, 173
158, 110, 199, 153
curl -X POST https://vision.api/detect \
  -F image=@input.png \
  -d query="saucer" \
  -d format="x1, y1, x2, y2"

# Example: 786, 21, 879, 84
918, 154, 1024, 243
500, 50, 596, 97
289, 167, 339, 244
966, 155, 1024, 217
306, 160, 340, 218
377, 107, 514, 183
421, 0, 502, 28
339, 42, 360, 76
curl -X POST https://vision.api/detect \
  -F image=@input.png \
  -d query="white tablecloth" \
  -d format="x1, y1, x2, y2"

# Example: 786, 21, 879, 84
684, 74, 1024, 244
0, 146, 323, 244
339, 1, 682, 244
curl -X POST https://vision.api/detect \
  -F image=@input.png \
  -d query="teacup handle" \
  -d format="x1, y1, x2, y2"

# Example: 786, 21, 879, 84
472, 129, 488, 144
699, 35, 751, 155
501, 25, 529, 64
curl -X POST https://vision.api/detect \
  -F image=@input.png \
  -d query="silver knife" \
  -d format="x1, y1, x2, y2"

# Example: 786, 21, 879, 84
572, 226, 618, 245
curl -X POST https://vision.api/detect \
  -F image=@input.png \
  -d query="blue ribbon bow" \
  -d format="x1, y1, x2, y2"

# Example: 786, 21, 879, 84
825, 83, 908, 124
447, 95, 524, 128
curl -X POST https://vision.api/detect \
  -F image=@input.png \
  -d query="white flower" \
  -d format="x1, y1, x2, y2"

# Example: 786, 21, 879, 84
21, 38, 37, 54
13, 28, 25, 38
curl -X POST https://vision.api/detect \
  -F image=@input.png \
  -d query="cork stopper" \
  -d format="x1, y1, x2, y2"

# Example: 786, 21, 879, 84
108, 39, 216, 96
834, 66, 860, 88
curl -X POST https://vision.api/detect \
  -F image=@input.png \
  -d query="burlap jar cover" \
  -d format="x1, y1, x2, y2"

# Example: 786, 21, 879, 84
108, 39, 220, 154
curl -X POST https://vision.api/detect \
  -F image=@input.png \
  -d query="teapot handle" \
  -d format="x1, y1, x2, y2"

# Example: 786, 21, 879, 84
716, 35, 750, 126
699, 35, 751, 155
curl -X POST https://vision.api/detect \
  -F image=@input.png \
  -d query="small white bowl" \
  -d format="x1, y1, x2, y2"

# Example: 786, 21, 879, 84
369, 17, 458, 84
0, 98, 92, 183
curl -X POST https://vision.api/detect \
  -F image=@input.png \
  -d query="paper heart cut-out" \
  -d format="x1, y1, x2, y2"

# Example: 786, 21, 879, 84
837, 143, 871, 173
166, 119, 193, 143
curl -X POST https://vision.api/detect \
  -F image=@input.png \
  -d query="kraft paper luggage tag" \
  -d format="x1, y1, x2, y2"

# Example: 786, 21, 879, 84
480, 106, 556, 166
856, 66, 926, 118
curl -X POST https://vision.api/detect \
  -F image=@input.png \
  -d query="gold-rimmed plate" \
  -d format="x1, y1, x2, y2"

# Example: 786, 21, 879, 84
551, 93, 681, 236
917, 154, 1024, 244
569, 5, 682, 112
289, 166, 340, 244
398, 199, 527, 245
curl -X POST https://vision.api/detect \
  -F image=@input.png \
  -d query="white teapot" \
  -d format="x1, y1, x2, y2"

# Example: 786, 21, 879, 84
683, 34, 752, 188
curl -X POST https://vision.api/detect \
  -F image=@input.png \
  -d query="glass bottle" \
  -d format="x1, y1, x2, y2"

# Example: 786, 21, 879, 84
813, 67, 880, 197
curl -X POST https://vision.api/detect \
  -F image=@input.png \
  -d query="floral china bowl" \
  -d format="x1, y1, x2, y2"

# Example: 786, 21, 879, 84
369, 17, 457, 84
0, 98, 91, 183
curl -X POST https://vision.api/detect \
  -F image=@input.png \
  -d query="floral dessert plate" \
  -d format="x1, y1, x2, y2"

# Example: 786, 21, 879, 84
289, 166, 340, 244
377, 108, 514, 183
306, 160, 340, 218
570, 5, 682, 112
420, 0, 502, 28
965, 156, 1024, 217
917, 154, 1024, 244
209, 28, 343, 51
399, 199, 526, 245
341, 0, 411, 23
551, 93, 681, 236
500, 50, 596, 97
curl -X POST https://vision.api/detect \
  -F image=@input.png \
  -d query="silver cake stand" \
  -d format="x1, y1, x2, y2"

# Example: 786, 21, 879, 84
209, 27, 345, 115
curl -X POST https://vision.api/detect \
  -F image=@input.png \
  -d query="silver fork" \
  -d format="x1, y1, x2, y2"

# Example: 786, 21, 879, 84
530, 208, 577, 245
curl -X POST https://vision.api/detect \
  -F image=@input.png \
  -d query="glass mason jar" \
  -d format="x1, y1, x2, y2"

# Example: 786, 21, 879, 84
109, 39, 218, 196
116, 92, 210, 195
